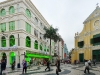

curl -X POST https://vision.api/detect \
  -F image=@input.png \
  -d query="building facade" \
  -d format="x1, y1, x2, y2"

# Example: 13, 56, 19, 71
71, 5, 100, 63
0, 0, 55, 67
64, 44, 68, 59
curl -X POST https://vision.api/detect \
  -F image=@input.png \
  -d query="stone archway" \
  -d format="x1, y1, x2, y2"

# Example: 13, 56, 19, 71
9, 52, 16, 65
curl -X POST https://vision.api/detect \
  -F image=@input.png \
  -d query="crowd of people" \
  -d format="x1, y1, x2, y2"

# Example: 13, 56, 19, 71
0, 57, 61, 75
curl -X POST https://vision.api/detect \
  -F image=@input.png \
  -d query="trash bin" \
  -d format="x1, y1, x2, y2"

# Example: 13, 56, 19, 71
17, 63, 20, 68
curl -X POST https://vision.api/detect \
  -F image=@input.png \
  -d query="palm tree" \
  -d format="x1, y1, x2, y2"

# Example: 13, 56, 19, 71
44, 26, 61, 56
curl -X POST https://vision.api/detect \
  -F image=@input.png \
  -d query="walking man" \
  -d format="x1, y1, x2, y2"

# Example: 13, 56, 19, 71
1, 59, 6, 75
56, 57, 61, 75
45, 60, 50, 71
84, 60, 90, 74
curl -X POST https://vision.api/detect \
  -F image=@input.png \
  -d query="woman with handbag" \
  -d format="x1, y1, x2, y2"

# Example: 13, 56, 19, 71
56, 57, 61, 75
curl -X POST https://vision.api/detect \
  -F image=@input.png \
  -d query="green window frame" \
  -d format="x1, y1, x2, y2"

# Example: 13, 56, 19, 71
26, 9, 31, 18
44, 45, 46, 52
9, 35, 15, 47
9, 6, 15, 14
78, 41, 84, 48
9, 21, 15, 31
0, 9, 6, 16
26, 22, 31, 33
47, 48, 49, 52
1, 36, 6, 47
40, 43, 43, 50
26, 36, 31, 47
34, 40, 38, 49
0, 23, 6, 32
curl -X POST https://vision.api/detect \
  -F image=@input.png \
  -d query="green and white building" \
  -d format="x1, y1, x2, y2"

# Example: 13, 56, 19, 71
0, 0, 55, 67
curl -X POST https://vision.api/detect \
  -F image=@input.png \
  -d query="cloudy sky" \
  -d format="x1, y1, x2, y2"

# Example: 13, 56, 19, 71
31, 0, 100, 51
0, 0, 100, 51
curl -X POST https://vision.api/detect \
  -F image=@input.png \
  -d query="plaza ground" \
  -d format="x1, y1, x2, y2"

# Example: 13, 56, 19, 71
4, 63, 100, 75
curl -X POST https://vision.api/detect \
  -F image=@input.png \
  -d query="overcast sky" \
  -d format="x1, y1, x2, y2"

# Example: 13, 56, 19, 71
0, 0, 100, 51
31, 0, 100, 51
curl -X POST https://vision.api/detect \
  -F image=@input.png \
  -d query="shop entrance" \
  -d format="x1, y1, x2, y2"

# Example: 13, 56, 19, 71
10, 52, 16, 65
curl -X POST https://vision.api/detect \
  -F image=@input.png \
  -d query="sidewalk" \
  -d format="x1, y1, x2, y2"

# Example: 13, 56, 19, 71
5, 65, 43, 75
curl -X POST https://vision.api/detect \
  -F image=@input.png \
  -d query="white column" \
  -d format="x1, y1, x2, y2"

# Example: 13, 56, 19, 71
15, 51, 19, 68
6, 52, 10, 67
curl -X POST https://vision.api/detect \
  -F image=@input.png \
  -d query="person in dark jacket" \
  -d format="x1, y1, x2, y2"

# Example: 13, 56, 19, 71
11, 61, 16, 70
45, 60, 50, 71
56, 57, 61, 75
1, 59, 6, 74
22, 60, 27, 74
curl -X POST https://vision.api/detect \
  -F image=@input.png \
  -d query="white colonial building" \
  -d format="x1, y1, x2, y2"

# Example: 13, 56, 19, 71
0, 0, 55, 67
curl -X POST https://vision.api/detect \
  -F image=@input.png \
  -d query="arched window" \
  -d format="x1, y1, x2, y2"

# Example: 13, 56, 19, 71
34, 40, 38, 49
9, 35, 15, 47
26, 9, 31, 18
40, 43, 43, 50
26, 36, 31, 47
9, 6, 15, 14
1, 36, 6, 47
0, 9, 6, 16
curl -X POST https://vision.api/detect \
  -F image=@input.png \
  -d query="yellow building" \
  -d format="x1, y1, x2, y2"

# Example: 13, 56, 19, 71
71, 5, 100, 63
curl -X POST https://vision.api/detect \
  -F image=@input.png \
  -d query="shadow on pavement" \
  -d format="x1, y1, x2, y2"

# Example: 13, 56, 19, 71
83, 72, 95, 75
46, 69, 71, 75
19, 69, 54, 75
8, 67, 41, 73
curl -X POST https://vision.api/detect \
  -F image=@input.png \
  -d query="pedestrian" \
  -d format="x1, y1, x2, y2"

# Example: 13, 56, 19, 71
22, 60, 27, 74
11, 60, 16, 70
93, 59, 96, 66
45, 60, 50, 71
88, 59, 92, 67
1, 59, 6, 75
74, 60, 76, 65
55, 57, 61, 75
84, 60, 90, 74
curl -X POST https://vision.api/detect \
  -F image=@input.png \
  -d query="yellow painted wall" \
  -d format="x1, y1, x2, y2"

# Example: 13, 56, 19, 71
71, 6, 100, 63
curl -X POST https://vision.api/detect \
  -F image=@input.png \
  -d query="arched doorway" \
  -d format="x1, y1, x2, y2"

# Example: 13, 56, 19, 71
9, 52, 16, 65
1, 52, 7, 64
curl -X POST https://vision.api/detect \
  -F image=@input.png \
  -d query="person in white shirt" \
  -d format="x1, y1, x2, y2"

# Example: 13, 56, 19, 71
84, 60, 90, 74
88, 59, 92, 67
